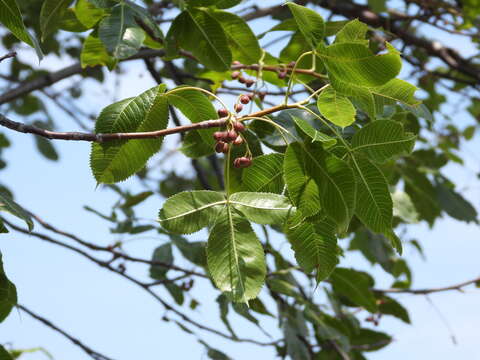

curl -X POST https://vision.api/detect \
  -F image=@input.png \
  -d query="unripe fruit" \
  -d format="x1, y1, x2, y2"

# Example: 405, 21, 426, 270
245, 79, 255, 88
217, 108, 229, 118
233, 121, 245, 132
226, 130, 238, 141
231, 71, 241, 79
215, 141, 226, 153
213, 131, 227, 141
234, 103, 243, 113
233, 157, 252, 168
238, 76, 246, 84
240, 95, 250, 104
233, 136, 244, 145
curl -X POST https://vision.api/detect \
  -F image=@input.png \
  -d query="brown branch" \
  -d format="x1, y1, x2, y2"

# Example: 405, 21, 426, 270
0, 51, 17, 63
18, 304, 115, 360
374, 276, 480, 294
4, 218, 276, 347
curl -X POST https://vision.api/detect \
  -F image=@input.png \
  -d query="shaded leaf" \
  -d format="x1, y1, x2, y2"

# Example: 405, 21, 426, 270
317, 86, 356, 128
40, 0, 73, 41
330, 268, 377, 312
242, 153, 285, 194
149, 243, 173, 280
0, 253, 17, 322
0, 192, 33, 231
287, 3, 325, 49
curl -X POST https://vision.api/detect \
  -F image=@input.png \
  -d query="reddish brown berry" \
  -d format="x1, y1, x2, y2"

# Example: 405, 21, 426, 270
240, 95, 250, 104
233, 121, 245, 132
234, 156, 252, 168
288, 61, 296, 67
231, 71, 241, 80
258, 91, 266, 101
215, 141, 226, 153
217, 108, 229, 118
238, 76, 246, 84
245, 79, 255, 88
213, 131, 227, 141
226, 130, 238, 142
247, 93, 255, 100
233, 136, 244, 146
232, 60, 241, 65
234, 103, 243, 113
278, 71, 287, 79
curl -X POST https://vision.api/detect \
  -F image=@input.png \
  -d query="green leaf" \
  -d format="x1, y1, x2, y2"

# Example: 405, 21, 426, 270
81, 31, 118, 69
171, 235, 207, 267
166, 9, 231, 71
350, 155, 393, 236
319, 42, 401, 87
286, 217, 339, 282
35, 136, 59, 161
98, 4, 145, 59
317, 86, 357, 128
436, 182, 478, 223
330, 268, 377, 312
207, 209, 266, 302
392, 190, 419, 224
215, 0, 242, 8
180, 131, 214, 158
90, 85, 169, 183
283, 308, 310, 360
378, 296, 410, 324
292, 116, 337, 148
0, 345, 13, 360
334, 19, 368, 45
75, 0, 106, 28
352, 120, 416, 162
229, 192, 294, 225
40, 0, 73, 41
208, 10, 261, 65
159, 191, 226, 234
286, 3, 325, 49
166, 87, 218, 146
0, 253, 17, 322
149, 243, 173, 280
0, 0, 43, 58
307, 142, 356, 233
0, 192, 33, 231
242, 154, 285, 194
58, 8, 89, 32
284, 142, 321, 217
125, 0, 163, 41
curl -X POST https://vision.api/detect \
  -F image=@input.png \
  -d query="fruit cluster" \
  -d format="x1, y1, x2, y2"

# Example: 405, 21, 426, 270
213, 106, 252, 168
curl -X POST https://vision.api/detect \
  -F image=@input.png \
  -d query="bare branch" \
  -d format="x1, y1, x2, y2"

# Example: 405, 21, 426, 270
17, 304, 116, 360
374, 276, 480, 294
0, 52, 17, 63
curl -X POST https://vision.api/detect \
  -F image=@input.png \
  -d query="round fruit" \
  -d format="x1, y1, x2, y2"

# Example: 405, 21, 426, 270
235, 103, 243, 113
213, 131, 227, 141
240, 95, 250, 104
233, 136, 244, 145
233, 121, 245, 132
245, 79, 255, 88
215, 141, 226, 153
238, 77, 246, 84
217, 108, 229, 118
231, 71, 241, 79
226, 130, 238, 141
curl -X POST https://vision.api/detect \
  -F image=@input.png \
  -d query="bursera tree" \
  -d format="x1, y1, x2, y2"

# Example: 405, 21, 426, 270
0, 0, 479, 359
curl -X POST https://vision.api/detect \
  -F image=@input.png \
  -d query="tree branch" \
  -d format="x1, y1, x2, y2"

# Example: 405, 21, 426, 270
17, 304, 116, 360
0, 52, 17, 63
374, 276, 480, 294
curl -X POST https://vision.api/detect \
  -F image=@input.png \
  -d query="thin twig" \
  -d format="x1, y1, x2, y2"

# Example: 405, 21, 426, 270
0, 52, 17, 63
18, 304, 115, 360
374, 276, 480, 294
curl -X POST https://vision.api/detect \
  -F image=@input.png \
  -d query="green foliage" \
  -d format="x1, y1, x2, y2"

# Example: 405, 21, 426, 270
1, 2, 479, 358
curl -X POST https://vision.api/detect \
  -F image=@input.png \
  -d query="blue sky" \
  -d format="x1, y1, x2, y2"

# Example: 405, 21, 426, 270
1, 1, 479, 359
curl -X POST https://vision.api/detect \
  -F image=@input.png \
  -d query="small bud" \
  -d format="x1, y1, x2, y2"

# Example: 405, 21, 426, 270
233, 121, 245, 132
226, 130, 238, 141
278, 71, 287, 79
217, 108, 229, 118
234, 103, 243, 113
238, 76, 246, 84
231, 71, 241, 79
258, 91, 266, 101
240, 95, 250, 104
288, 61, 296, 67
245, 79, 255, 88
233, 136, 244, 146
232, 60, 241, 65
